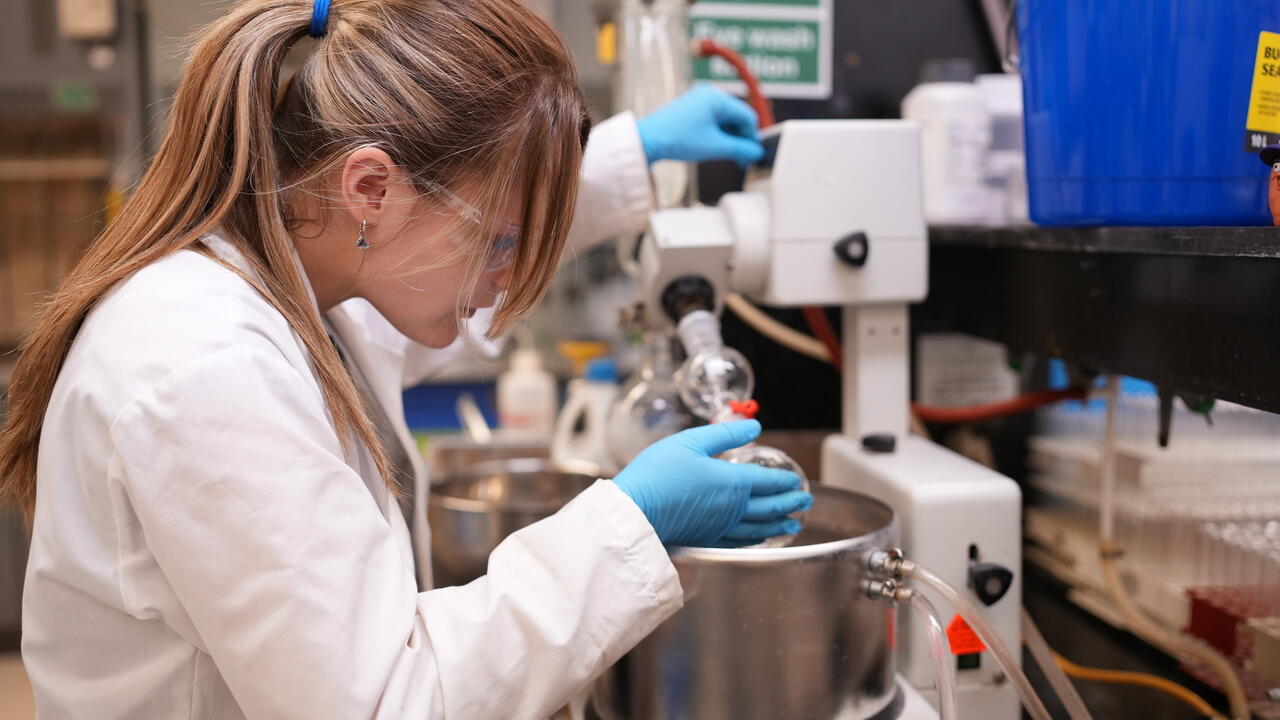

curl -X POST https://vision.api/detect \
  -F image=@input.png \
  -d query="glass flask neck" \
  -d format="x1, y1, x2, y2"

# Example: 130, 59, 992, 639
642, 331, 679, 380
677, 310, 724, 359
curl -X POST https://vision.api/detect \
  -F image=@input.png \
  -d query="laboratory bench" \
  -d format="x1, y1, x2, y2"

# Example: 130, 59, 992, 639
1022, 564, 1226, 720
920, 224, 1280, 719
917, 225, 1280, 415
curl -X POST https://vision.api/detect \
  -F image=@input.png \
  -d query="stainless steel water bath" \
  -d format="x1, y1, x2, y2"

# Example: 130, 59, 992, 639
428, 458, 596, 587
593, 485, 901, 720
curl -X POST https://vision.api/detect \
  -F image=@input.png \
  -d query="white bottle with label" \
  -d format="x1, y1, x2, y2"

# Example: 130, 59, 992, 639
902, 59, 993, 225
551, 358, 620, 477
977, 73, 1028, 225
497, 347, 557, 438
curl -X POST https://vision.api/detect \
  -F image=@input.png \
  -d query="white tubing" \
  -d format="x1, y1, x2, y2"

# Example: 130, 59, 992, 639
1095, 555, 1246, 720
1099, 377, 1119, 544
908, 591, 960, 720
1021, 608, 1093, 720
724, 293, 831, 363
616, 233, 642, 277
1095, 378, 1248, 720
901, 560, 1054, 720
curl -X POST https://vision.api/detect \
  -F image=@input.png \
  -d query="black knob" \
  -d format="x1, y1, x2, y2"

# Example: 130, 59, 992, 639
861, 433, 896, 454
833, 232, 869, 267
969, 562, 1014, 606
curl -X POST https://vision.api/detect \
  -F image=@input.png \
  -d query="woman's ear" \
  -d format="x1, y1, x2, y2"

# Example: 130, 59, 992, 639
339, 147, 396, 225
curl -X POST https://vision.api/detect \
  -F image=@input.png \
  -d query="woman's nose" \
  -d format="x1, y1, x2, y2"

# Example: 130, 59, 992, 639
491, 264, 513, 291
476, 265, 512, 309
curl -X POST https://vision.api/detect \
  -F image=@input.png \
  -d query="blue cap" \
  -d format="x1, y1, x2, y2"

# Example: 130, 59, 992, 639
585, 358, 618, 382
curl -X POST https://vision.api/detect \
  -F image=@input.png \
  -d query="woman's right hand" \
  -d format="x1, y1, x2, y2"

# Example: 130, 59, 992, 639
611, 420, 813, 547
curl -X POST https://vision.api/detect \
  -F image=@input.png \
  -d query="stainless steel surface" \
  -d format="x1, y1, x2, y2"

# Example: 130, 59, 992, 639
424, 432, 551, 478
594, 485, 900, 720
428, 459, 596, 586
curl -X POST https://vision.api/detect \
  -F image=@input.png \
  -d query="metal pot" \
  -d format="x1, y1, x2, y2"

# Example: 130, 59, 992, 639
428, 458, 597, 587
592, 485, 901, 720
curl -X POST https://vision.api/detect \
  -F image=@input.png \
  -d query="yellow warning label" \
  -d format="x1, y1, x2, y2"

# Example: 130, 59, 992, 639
1246, 31, 1280, 150
946, 614, 987, 656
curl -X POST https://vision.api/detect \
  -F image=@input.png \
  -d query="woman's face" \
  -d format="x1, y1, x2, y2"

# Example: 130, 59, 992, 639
291, 148, 529, 348
353, 182, 521, 348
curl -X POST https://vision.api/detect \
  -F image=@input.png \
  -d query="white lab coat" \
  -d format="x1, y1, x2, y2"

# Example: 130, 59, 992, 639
21, 113, 680, 720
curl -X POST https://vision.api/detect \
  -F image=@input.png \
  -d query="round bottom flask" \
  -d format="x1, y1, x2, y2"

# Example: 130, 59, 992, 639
718, 444, 810, 548
607, 379, 695, 467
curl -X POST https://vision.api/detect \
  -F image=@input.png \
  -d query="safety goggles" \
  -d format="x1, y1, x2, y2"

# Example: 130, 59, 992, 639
429, 181, 520, 272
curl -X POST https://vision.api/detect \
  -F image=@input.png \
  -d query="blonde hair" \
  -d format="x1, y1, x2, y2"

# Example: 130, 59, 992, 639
1, 0, 589, 520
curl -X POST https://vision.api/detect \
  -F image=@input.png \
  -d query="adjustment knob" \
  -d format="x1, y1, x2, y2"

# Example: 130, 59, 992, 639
969, 562, 1014, 606
861, 433, 896, 454
833, 232, 869, 267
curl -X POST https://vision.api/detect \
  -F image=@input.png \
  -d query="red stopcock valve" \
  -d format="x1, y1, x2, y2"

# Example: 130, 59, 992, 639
728, 399, 760, 419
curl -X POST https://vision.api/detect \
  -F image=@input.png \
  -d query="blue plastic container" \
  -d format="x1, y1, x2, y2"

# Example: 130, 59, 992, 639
1018, 1, 1280, 226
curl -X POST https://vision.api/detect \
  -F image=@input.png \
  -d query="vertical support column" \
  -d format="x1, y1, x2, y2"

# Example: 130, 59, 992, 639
842, 304, 910, 440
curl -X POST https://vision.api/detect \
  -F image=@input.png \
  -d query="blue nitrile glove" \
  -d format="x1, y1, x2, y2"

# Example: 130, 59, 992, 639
635, 84, 764, 168
612, 420, 813, 547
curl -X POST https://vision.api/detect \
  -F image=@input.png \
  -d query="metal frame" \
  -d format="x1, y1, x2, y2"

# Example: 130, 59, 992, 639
918, 226, 1280, 414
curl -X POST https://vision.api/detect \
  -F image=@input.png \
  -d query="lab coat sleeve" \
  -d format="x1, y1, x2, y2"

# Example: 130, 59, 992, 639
109, 345, 681, 720
564, 110, 655, 256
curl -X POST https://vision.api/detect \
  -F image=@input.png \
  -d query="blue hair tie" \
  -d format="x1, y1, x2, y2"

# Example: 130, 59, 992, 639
309, 0, 332, 38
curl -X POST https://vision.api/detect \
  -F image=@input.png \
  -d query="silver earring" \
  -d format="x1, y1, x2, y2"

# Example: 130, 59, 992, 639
356, 219, 370, 250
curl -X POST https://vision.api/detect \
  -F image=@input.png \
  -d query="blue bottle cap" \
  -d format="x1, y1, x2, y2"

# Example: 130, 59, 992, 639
585, 358, 618, 382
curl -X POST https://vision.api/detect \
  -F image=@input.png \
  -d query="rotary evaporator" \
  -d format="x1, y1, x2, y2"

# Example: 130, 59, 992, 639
587, 114, 1064, 720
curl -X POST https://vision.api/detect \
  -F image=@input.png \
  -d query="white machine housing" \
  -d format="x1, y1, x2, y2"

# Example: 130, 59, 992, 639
640, 120, 1021, 720
641, 120, 928, 316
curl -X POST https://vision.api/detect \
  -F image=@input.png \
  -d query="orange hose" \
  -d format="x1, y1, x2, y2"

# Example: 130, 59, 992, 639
802, 307, 843, 368
913, 387, 1088, 425
1053, 651, 1226, 720
694, 38, 775, 128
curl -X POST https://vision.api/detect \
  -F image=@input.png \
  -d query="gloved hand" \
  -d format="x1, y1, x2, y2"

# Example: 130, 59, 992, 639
612, 420, 813, 547
635, 84, 764, 168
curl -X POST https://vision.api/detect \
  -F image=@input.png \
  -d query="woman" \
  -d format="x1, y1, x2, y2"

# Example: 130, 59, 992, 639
0, 1, 812, 718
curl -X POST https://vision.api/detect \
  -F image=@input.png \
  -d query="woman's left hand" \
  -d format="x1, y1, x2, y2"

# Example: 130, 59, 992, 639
636, 84, 764, 168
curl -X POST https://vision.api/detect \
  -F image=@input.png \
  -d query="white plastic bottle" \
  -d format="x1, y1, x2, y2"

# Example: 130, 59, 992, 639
976, 73, 1028, 225
551, 358, 620, 476
497, 347, 557, 437
901, 58, 993, 225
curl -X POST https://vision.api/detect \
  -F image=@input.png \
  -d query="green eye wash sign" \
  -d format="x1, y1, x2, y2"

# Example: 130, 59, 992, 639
690, 0, 832, 100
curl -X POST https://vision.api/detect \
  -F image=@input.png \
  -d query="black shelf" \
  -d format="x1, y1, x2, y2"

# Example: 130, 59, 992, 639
916, 225, 1280, 414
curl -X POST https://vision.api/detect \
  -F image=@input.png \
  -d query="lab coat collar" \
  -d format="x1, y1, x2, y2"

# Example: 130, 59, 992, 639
199, 230, 323, 316
201, 229, 401, 518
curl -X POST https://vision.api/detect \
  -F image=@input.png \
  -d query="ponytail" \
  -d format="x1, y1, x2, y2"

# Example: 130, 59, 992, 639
1, 0, 587, 520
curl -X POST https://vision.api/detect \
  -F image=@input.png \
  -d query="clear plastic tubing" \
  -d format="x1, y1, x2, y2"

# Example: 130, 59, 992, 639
901, 559, 1053, 720
1021, 608, 1093, 720
908, 591, 959, 720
